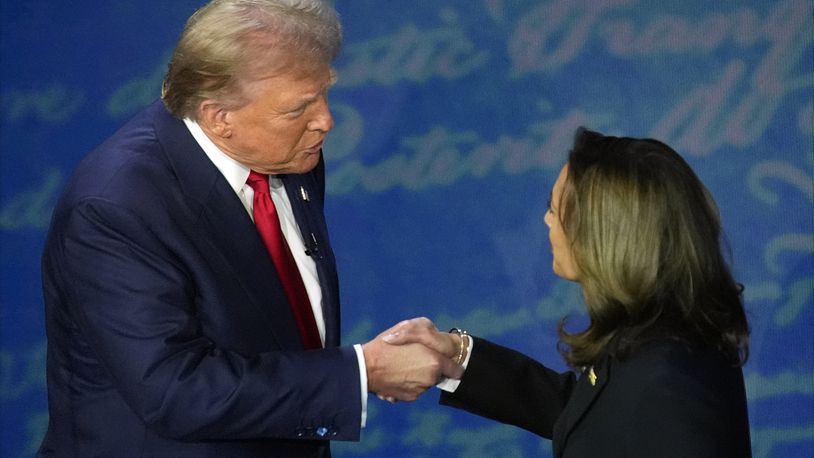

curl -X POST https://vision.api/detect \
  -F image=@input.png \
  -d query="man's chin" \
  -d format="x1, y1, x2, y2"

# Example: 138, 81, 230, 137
289, 151, 322, 174
265, 151, 321, 175
302, 150, 321, 170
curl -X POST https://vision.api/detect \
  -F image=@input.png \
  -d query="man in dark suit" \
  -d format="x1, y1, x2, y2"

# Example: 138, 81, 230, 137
38, 1, 459, 456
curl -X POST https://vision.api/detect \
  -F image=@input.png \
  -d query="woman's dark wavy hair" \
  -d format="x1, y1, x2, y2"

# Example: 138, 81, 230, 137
556, 128, 749, 368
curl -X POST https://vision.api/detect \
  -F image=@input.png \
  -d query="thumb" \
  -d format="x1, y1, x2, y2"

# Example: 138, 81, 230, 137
382, 328, 408, 345
379, 320, 412, 345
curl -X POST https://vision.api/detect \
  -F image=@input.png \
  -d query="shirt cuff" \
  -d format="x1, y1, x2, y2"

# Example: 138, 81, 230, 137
353, 344, 368, 427
436, 334, 474, 392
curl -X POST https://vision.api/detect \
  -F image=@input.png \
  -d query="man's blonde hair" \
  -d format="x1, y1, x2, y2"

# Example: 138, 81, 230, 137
161, 0, 341, 120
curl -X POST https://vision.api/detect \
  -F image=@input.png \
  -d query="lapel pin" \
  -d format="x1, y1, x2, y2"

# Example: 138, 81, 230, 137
588, 367, 597, 386
299, 186, 310, 202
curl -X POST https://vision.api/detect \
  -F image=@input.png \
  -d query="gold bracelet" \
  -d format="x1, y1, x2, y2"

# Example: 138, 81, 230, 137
448, 328, 468, 365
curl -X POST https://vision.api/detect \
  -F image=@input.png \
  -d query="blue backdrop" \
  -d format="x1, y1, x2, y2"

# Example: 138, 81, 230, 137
1, 1, 812, 456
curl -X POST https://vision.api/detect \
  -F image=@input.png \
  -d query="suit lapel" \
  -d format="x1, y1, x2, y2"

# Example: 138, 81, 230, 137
151, 102, 304, 349
281, 168, 341, 347
198, 183, 305, 348
552, 358, 610, 457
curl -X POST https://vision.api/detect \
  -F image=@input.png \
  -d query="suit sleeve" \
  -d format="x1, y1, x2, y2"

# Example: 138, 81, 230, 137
47, 196, 362, 442
439, 336, 577, 438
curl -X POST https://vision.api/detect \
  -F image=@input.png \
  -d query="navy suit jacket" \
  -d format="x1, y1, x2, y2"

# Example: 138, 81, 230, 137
39, 101, 361, 457
441, 337, 751, 457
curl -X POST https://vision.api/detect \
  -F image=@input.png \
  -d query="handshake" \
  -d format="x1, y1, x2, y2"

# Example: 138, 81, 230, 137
361, 317, 468, 403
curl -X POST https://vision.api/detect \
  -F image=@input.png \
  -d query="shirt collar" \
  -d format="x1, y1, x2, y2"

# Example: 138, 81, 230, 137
183, 118, 250, 194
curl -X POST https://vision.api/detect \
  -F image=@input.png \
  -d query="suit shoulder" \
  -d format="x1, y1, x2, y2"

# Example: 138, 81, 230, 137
615, 341, 751, 456
61, 103, 179, 210
612, 339, 746, 408
617, 340, 732, 376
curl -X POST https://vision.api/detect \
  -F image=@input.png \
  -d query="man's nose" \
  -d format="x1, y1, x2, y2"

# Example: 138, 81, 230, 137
308, 98, 333, 133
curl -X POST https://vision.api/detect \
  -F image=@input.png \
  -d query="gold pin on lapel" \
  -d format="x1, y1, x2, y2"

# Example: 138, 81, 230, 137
588, 367, 597, 386
299, 186, 310, 202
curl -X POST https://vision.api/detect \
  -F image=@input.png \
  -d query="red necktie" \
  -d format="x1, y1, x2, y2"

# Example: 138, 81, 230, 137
246, 171, 322, 349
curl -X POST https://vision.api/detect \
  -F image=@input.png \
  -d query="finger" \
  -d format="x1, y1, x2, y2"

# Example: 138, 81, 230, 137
380, 319, 419, 345
421, 317, 438, 332
404, 331, 451, 356
382, 331, 404, 344
393, 317, 434, 335
381, 321, 424, 344
383, 326, 440, 348
414, 317, 439, 332
377, 319, 411, 338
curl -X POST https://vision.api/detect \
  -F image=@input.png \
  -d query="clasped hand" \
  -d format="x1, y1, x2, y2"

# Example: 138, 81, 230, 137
362, 317, 464, 402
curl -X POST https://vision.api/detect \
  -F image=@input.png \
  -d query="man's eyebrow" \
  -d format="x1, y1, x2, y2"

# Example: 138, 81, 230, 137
300, 73, 336, 102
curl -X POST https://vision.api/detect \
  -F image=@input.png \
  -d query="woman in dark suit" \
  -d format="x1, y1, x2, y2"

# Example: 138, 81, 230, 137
384, 128, 752, 457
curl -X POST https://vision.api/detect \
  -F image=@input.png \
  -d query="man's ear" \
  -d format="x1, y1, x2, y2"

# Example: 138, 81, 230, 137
198, 100, 232, 138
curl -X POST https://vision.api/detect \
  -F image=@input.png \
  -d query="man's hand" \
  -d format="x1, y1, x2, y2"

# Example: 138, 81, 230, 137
362, 321, 463, 402
381, 317, 460, 359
